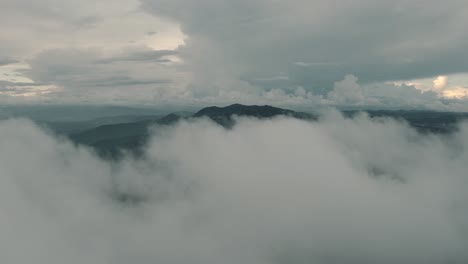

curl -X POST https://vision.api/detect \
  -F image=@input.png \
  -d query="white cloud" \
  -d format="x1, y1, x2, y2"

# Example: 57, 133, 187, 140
327, 75, 366, 105
434, 75, 449, 90
323, 74, 468, 111
389, 74, 468, 101
2, 115, 468, 263
443, 86, 468, 99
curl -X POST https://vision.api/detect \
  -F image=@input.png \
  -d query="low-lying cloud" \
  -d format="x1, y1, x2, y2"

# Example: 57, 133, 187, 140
1, 114, 468, 263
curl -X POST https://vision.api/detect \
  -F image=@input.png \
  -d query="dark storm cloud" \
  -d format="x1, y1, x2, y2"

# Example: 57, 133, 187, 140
142, 0, 468, 90
2, 0, 468, 107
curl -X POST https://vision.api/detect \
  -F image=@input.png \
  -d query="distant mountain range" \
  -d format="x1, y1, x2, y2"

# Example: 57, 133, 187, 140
343, 110, 468, 134
64, 104, 314, 158
39, 104, 468, 158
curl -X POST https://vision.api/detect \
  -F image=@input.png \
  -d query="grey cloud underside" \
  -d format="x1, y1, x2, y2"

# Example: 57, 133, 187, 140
0, 56, 17, 66
0, 81, 51, 96
0, 80, 47, 87
71, 15, 101, 29
95, 50, 179, 64
1, 0, 468, 107
0, 87, 45, 96
71, 76, 171, 87
289, 53, 468, 91
142, 0, 468, 90
23, 49, 174, 90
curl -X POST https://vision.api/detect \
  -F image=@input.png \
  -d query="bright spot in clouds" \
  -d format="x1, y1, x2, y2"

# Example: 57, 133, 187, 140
433, 75, 449, 90
443, 87, 468, 99
0, 63, 60, 97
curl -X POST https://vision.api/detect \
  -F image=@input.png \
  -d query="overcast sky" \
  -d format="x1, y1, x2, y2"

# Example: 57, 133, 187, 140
1, 0, 468, 110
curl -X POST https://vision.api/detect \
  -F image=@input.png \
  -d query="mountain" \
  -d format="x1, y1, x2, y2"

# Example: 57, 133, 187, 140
62, 104, 468, 158
0, 105, 166, 122
343, 110, 468, 134
67, 104, 315, 158
194, 103, 315, 127
41, 115, 163, 134
194, 104, 309, 118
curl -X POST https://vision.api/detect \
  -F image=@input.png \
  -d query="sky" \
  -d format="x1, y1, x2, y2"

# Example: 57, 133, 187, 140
1, 0, 468, 110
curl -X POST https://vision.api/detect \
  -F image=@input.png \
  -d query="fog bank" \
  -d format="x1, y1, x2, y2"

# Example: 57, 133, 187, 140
1, 113, 468, 263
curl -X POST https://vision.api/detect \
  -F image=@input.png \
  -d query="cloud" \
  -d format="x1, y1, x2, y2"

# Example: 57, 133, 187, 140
434, 75, 449, 90
0, 80, 46, 87
323, 74, 468, 111
142, 0, 468, 92
443, 86, 468, 99
2, 115, 468, 263
0, 56, 17, 66
327, 75, 366, 105
0, 0, 187, 104
17, 48, 191, 104
2, 0, 468, 106
94, 49, 179, 64
0, 0, 184, 59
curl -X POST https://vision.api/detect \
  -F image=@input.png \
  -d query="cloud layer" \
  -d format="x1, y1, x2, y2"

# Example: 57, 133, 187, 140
142, 0, 468, 90
1, 0, 468, 108
1, 115, 468, 263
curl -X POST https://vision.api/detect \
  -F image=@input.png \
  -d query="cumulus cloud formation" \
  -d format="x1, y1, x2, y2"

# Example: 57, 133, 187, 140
434, 75, 449, 90
1, 0, 468, 108
142, 0, 468, 93
327, 75, 366, 105
1, 115, 468, 263
323, 75, 468, 111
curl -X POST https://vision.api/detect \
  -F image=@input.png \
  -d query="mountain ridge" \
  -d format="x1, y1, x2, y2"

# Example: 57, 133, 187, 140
68, 104, 313, 158
58, 104, 468, 158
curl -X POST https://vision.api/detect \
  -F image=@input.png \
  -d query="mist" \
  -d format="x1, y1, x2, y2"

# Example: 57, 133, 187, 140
1, 113, 468, 264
